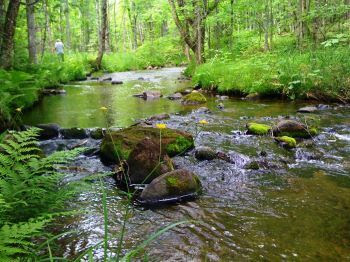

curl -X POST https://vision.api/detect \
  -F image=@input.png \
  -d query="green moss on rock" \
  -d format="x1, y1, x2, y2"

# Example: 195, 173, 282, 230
100, 126, 194, 164
273, 120, 318, 138
182, 92, 207, 105
139, 169, 202, 204
246, 123, 272, 135
275, 136, 297, 149
166, 136, 194, 157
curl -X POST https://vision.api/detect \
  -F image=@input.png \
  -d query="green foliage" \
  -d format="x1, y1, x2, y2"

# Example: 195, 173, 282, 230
192, 36, 350, 101
102, 37, 186, 72
0, 218, 49, 261
0, 128, 85, 260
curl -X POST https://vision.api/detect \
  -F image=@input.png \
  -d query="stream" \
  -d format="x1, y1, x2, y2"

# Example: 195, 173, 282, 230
23, 67, 350, 261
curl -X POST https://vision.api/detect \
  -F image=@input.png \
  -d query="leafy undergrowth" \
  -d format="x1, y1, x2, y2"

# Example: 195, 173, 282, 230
0, 128, 85, 260
191, 34, 350, 102
102, 37, 186, 71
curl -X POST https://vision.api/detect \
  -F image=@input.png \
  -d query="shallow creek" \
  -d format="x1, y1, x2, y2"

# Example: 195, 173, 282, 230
23, 68, 350, 261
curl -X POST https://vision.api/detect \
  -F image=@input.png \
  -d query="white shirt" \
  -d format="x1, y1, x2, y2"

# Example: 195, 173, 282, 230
55, 42, 64, 54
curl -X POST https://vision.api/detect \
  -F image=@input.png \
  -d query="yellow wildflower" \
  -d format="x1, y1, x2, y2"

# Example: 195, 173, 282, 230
15, 108, 22, 113
199, 119, 208, 125
100, 106, 108, 111
156, 123, 167, 129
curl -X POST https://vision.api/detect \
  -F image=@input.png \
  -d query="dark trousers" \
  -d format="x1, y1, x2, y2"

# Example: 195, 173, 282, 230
58, 53, 64, 62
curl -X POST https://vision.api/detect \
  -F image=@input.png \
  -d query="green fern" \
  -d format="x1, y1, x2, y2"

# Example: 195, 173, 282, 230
0, 218, 49, 261
0, 128, 85, 260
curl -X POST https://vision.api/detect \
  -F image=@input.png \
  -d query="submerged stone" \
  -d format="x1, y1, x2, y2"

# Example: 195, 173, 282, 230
182, 92, 207, 105
297, 106, 318, 113
273, 120, 318, 138
143, 91, 162, 99
112, 80, 123, 85
36, 123, 60, 140
90, 128, 106, 139
139, 169, 202, 205
245, 92, 260, 100
244, 161, 260, 170
274, 136, 297, 149
246, 123, 272, 135
100, 126, 194, 165
168, 93, 183, 100
61, 127, 88, 139
195, 146, 216, 161
217, 103, 225, 110
147, 113, 170, 122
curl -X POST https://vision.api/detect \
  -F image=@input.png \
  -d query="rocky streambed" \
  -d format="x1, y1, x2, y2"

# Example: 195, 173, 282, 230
23, 67, 350, 260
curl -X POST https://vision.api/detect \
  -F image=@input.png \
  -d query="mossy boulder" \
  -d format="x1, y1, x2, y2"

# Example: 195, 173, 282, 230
100, 126, 194, 165
127, 137, 174, 184
246, 123, 272, 135
273, 120, 318, 138
139, 169, 202, 205
275, 136, 297, 149
182, 92, 207, 105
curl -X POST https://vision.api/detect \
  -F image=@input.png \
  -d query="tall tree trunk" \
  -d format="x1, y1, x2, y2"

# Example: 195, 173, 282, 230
269, 0, 273, 49
264, 0, 270, 51
64, 0, 71, 50
41, 0, 52, 59
114, 0, 118, 51
95, 0, 107, 70
95, 0, 101, 48
26, 0, 37, 64
230, 0, 234, 47
59, 1, 64, 40
0, 0, 5, 48
0, 0, 21, 69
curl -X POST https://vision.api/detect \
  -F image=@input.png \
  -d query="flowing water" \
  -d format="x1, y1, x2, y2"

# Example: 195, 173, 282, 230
23, 68, 350, 261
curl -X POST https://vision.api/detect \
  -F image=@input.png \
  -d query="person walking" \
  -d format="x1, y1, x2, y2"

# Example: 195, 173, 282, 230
54, 39, 64, 62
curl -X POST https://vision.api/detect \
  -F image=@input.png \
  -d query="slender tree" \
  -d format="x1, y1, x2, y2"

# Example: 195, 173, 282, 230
0, 0, 5, 47
95, 0, 107, 69
26, 0, 37, 64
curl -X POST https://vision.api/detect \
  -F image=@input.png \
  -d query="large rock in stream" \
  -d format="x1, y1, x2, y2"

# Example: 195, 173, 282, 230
139, 169, 202, 205
100, 126, 194, 184
182, 92, 207, 105
273, 120, 318, 138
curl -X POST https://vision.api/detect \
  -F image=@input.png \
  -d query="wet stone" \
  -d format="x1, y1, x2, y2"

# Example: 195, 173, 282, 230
36, 123, 60, 140
168, 93, 183, 100
195, 146, 217, 161
112, 80, 123, 85
139, 169, 202, 205
297, 106, 318, 113
61, 127, 88, 139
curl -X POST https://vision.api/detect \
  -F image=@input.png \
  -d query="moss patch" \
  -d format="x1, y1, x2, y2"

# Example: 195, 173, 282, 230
165, 173, 201, 195
276, 136, 297, 149
247, 123, 272, 135
278, 129, 318, 138
182, 92, 207, 105
166, 136, 194, 157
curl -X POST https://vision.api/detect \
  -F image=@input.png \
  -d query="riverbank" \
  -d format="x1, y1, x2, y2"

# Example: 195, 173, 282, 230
188, 35, 350, 103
